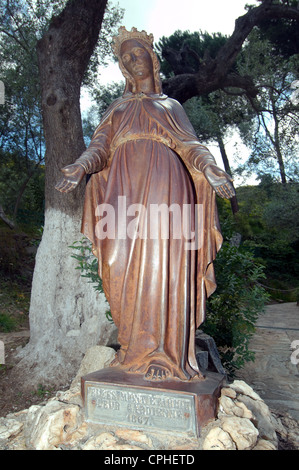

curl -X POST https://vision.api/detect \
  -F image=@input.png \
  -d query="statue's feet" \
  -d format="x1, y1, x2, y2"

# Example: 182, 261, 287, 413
145, 364, 171, 381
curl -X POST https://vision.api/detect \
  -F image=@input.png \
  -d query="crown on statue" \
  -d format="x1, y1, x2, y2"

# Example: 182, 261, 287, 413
112, 26, 154, 57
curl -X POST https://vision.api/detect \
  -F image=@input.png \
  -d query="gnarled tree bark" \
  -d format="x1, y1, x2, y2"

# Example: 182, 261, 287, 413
17, 0, 116, 388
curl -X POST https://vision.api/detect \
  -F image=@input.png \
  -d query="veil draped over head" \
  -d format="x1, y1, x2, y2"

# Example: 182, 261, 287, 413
112, 26, 163, 95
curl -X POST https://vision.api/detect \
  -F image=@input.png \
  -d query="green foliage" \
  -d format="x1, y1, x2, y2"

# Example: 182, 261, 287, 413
203, 241, 269, 377
82, 81, 124, 146
0, 275, 30, 332
82, 2, 124, 88
0, 224, 28, 278
202, 200, 270, 376
236, 29, 299, 183
183, 91, 255, 146
35, 384, 54, 399
155, 30, 228, 79
0, 149, 45, 223
69, 239, 113, 323
0, 313, 18, 332
256, 1, 299, 59
236, 181, 299, 285
0, 0, 123, 223
156, 26, 299, 186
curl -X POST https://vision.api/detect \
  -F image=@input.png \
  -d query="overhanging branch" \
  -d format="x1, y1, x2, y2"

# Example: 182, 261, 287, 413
163, 1, 299, 103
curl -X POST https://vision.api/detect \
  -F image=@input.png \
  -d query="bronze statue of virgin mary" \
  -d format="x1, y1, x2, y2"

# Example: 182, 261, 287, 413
56, 27, 235, 382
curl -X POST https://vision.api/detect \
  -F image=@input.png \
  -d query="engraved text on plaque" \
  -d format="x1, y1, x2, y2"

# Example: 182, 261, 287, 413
85, 383, 197, 435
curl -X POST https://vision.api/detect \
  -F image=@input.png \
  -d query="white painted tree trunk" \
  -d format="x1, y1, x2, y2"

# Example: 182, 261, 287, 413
17, 208, 116, 388
16, 0, 114, 388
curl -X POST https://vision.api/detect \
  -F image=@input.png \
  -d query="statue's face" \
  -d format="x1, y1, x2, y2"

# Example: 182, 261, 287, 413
120, 39, 153, 82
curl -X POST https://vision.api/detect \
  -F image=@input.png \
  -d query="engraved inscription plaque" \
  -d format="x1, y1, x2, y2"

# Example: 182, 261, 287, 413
85, 383, 197, 435
82, 368, 225, 437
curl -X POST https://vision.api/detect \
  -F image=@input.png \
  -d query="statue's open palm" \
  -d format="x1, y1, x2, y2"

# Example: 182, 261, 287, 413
55, 164, 85, 193
204, 164, 235, 199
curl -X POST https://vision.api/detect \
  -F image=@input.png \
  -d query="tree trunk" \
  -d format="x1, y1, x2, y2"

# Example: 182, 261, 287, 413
0, 204, 15, 229
261, 92, 287, 185
271, 93, 287, 185
17, 0, 116, 388
216, 133, 239, 215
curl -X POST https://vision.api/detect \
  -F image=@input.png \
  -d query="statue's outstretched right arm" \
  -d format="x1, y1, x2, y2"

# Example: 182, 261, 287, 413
55, 118, 112, 193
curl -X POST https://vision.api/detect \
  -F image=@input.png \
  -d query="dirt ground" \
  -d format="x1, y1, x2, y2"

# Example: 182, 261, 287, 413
0, 229, 60, 416
0, 327, 60, 418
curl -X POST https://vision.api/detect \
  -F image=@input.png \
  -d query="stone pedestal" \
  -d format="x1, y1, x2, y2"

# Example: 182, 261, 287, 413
81, 368, 225, 437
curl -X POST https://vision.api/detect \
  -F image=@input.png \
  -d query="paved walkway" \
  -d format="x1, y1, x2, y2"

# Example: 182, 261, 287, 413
236, 302, 299, 421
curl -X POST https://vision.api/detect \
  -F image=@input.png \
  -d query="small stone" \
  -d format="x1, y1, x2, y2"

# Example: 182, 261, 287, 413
221, 387, 237, 399
25, 400, 82, 450
288, 429, 299, 448
229, 380, 262, 401
221, 416, 259, 450
203, 426, 236, 450
253, 439, 277, 451
173, 442, 200, 451
55, 386, 83, 407
237, 395, 277, 443
0, 419, 23, 440
65, 422, 88, 445
271, 414, 288, 439
219, 395, 253, 420
70, 345, 116, 389
219, 395, 242, 418
115, 428, 153, 447
235, 401, 253, 420
163, 434, 199, 451
82, 432, 118, 450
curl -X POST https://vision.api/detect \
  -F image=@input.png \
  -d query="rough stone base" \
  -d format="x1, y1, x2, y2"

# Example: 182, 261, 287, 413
0, 346, 297, 451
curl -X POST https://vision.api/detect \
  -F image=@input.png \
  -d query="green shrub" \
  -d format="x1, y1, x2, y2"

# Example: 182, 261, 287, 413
203, 242, 269, 377
0, 313, 18, 332
69, 239, 113, 322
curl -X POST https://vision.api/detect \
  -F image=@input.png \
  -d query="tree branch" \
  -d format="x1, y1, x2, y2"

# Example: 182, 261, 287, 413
0, 204, 15, 229
163, 1, 299, 103
222, 73, 259, 98
0, 28, 29, 53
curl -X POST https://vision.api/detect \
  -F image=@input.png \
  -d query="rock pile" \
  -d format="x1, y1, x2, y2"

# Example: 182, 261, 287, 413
0, 346, 298, 451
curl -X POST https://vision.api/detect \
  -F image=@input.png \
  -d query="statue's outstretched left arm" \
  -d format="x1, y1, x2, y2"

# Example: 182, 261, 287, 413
169, 99, 235, 200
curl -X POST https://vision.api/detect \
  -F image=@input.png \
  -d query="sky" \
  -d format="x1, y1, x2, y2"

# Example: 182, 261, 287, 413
120, 0, 257, 39
97, 0, 259, 85
83, 0, 261, 185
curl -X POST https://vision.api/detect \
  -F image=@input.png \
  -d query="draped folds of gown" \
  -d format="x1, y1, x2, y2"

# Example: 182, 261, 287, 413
80, 92, 223, 381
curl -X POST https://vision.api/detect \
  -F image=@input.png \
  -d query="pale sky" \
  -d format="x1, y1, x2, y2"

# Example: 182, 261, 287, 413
120, 0, 257, 39
98, 0, 259, 84
83, 0, 260, 184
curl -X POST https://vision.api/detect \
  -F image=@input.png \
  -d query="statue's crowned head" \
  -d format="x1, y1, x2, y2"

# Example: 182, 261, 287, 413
112, 26, 162, 95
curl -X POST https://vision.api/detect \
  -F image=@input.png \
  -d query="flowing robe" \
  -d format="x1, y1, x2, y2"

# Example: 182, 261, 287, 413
79, 92, 222, 381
